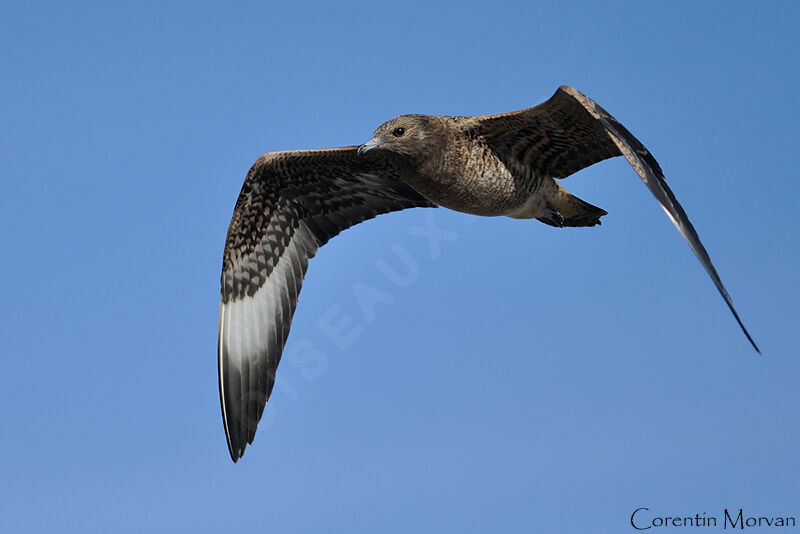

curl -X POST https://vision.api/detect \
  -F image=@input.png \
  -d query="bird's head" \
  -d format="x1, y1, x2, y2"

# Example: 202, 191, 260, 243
358, 115, 439, 163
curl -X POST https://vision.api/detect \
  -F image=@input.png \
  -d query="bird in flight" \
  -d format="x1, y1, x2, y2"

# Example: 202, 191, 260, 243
218, 86, 758, 462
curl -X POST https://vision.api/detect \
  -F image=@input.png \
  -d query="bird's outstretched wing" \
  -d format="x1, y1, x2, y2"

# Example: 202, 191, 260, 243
477, 86, 759, 352
219, 147, 435, 461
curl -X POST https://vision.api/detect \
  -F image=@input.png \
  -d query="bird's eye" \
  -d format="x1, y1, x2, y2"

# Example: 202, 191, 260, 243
392, 127, 405, 137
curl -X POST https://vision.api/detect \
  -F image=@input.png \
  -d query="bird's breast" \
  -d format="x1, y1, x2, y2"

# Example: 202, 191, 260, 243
405, 139, 539, 217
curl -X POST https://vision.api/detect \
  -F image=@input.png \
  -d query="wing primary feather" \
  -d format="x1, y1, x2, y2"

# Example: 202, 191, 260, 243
219, 297, 244, 461
218, 301, 238, 462
236, 300, 249, 451
605, 116, 760, 353
249, 289, 264, 444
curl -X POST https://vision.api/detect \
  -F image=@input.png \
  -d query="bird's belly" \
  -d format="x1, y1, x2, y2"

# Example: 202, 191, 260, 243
410, 161, 537, 217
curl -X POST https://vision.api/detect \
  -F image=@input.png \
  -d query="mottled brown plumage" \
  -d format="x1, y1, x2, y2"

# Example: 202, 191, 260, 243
219, 86, 758, 462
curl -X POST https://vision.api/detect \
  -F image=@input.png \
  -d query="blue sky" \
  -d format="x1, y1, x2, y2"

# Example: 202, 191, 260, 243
2, 1, 798, 532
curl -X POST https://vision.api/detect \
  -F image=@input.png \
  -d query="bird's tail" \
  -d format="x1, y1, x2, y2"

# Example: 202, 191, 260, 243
536, 182, 607, 228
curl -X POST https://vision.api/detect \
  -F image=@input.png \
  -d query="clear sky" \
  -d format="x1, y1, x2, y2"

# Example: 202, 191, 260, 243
1, 2, 798, 533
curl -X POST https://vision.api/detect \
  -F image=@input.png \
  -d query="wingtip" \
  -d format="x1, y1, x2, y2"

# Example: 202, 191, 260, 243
727, 302, 760, 355
225, 432, 241, 462
227, 439, 244, 463
741, 327, 761, 355
746, 333, 761, 355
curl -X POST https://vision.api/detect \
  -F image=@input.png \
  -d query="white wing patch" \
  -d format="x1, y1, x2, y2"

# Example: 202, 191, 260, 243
218, 226, 315, 457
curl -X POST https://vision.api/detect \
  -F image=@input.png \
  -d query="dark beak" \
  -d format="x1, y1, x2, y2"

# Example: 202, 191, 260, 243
357, 138, 380, 155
